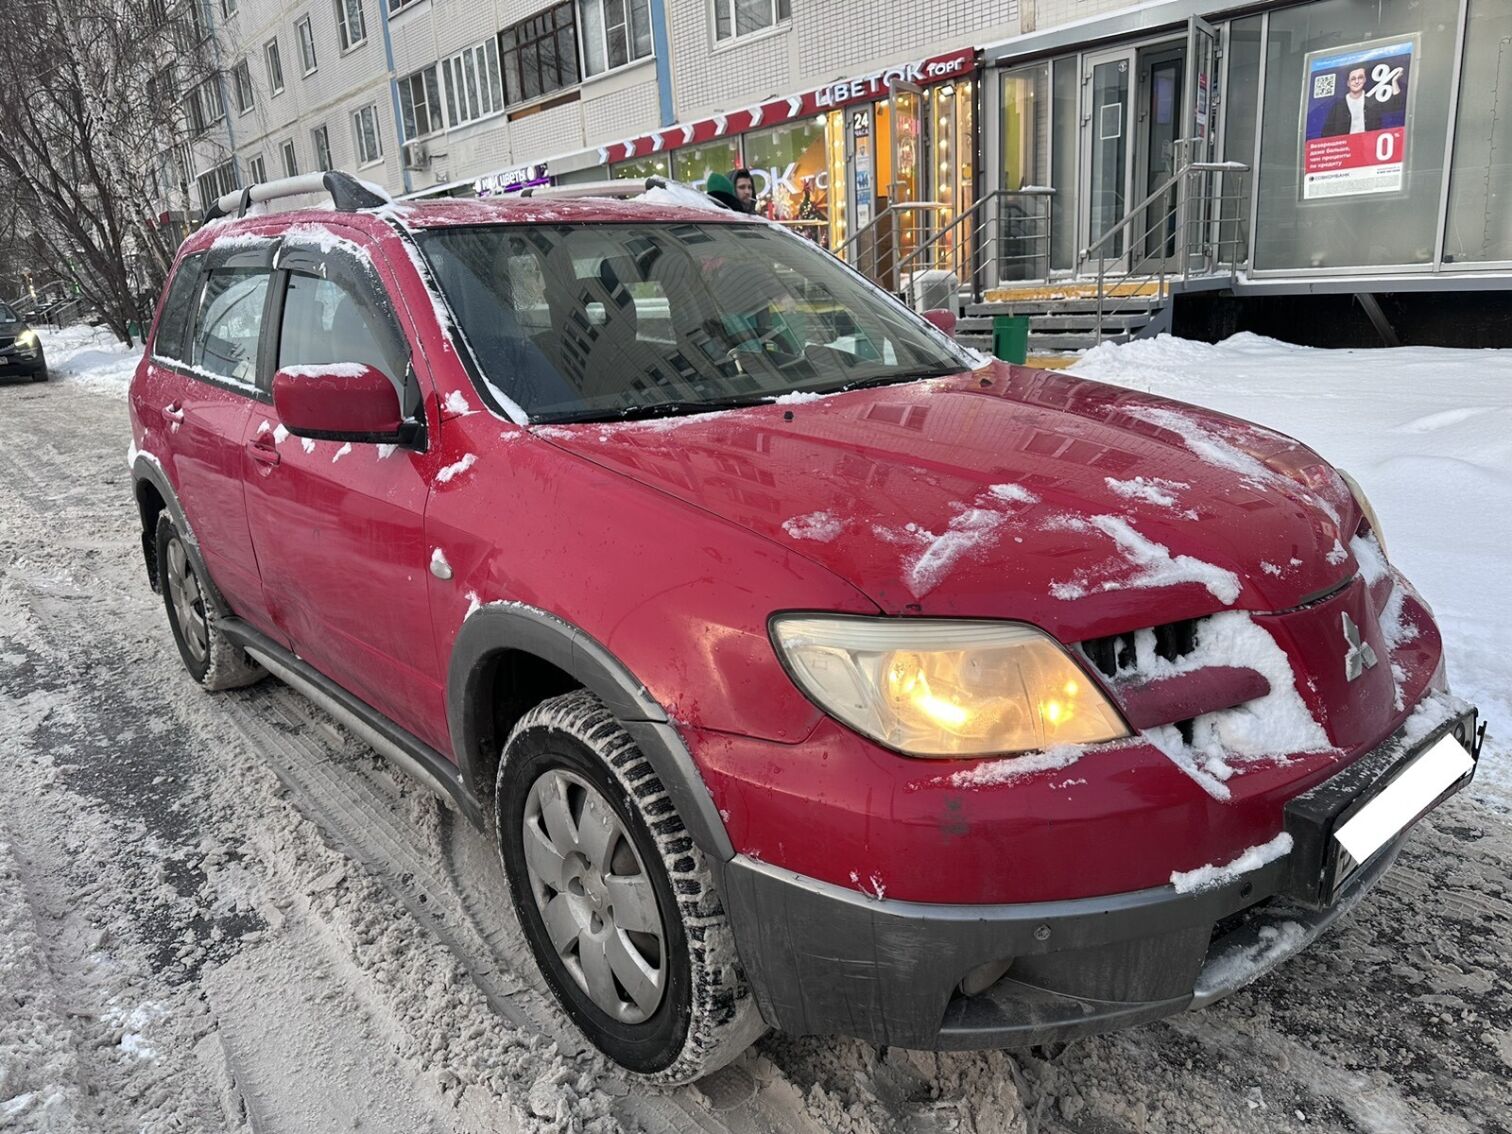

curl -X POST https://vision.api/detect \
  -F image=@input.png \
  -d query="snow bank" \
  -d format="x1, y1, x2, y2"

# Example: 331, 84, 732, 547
39, 325, 141, 395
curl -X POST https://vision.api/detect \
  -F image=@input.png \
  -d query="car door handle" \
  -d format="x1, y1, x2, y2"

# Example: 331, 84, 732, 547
163, 402, 184, 422
247, 438, 280, 466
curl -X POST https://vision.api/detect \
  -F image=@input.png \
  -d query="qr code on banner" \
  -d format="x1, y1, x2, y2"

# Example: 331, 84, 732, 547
1313, 73, 1337, 98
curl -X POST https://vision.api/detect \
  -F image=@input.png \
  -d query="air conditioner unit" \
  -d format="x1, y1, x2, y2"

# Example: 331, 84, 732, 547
402, 141, 430, 170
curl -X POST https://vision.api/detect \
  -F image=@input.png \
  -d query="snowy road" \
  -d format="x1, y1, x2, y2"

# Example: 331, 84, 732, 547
0, 330, 1508, 1133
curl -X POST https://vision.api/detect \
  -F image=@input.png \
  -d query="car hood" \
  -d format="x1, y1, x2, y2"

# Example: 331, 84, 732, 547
534, 363, 1361, 642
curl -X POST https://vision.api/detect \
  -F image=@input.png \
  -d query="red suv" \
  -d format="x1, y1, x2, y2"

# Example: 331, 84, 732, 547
129, 172, 1480, 1083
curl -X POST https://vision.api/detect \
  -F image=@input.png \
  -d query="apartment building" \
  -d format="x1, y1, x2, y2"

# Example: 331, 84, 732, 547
188, 0, 1512, 346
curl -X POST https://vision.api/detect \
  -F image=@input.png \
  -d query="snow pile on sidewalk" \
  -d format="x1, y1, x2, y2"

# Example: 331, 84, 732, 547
39, 325, 142, 393
1073, 333, 1511, 796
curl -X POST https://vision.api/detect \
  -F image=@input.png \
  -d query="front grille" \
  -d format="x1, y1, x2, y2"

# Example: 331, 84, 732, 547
1080, 617, 1201, 680
0, 336, 14, 350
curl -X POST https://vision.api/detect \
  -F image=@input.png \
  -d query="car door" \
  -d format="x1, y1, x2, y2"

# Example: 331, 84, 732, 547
241, 227, 446, 750
139, 245, 276, 632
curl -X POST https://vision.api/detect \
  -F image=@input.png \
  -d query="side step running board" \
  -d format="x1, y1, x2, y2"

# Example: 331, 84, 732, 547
220, 620, 485, 826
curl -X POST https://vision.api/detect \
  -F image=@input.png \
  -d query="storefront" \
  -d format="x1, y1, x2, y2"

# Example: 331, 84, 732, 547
597, 47, 979, 253
981, 0, 1512, 287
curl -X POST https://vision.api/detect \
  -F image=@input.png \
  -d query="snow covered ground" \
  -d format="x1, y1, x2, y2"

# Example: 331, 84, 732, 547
1, 328, 1508, 1133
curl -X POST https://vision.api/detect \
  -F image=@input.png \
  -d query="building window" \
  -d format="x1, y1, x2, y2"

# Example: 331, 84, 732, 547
443, 40, 504, 127
281, 138, 299, 177
353, 105, 382, 163
249, 154, 267, 183
578, 0, 651, 78
186, 77, 225, 136
713, 0, 789, 41
311, 124, 332, 170
196, 160, 238, 211
265, 38, 285, 93
334, 0, 366, 51
397, 65, 443, 139
232, 59, 255, 113
388, 0, 422, 14
296, 15, 317, 74
221, 0, 237, 16
500, 3, 579, 105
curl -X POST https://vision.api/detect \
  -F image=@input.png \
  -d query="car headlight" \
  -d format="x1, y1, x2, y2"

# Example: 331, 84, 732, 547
771, 616, 1130, 757
1337, 469, 1386, 558
15, 329, 39, 356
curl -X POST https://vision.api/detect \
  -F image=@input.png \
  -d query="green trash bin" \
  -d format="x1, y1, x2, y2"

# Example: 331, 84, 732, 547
992, 313, 1030, 364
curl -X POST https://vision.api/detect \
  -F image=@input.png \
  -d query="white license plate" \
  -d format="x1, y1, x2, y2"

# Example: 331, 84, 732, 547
1334, 733, 1474, 865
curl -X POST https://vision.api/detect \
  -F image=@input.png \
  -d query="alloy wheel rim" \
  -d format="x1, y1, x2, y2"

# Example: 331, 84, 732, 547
522, 768, 667, 1023
165, 537, 209, 665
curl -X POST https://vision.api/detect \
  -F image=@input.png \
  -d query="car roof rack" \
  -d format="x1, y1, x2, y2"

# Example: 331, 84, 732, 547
519, 176, 671, 200
202, 170, 390, 225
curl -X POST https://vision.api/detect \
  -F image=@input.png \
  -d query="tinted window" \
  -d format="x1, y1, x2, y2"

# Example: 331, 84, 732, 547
417, 222, 968, 422
189, 268, 270, 385
154, 254, 206, 362
277, 271, 407, 381
0, 302, 17, 322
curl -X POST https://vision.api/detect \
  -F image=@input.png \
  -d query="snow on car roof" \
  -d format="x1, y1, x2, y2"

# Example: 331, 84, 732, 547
388, 194, 759, 230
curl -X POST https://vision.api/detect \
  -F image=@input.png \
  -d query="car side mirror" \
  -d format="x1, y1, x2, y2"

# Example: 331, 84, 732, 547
922, 308, 957, 338
273, 363, 412, 445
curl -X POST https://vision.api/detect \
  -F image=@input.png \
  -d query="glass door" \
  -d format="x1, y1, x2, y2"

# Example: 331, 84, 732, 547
1138, 45, 1185, 263
890, 80, 927, 272
1082, 49, 1135, 268
1183, 15, 1221, 273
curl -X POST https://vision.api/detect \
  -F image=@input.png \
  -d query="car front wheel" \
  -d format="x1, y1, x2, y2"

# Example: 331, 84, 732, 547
154, 513, 264, 690
497, 690, 762, 1083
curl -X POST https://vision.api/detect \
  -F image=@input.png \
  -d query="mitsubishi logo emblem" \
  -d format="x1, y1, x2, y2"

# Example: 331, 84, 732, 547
1342, 613, 1378, 682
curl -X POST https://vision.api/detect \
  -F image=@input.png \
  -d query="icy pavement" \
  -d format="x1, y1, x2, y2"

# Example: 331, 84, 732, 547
0, 332, 1507, 1133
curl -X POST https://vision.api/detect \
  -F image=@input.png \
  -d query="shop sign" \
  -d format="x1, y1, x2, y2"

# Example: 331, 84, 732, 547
1300, 37, 1414, 201
598, 46, 976, 166
813, 48, 974, 110
475, 162, 551, 196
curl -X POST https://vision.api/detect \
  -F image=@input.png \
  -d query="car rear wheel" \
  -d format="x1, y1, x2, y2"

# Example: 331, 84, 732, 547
497, 690, 762, 1083
155, 513, 264, 690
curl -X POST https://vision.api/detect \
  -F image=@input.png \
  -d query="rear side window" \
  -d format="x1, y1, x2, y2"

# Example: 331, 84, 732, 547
188, 268, 271, 386
153, 254, 205, 363
277, 270, 408, 381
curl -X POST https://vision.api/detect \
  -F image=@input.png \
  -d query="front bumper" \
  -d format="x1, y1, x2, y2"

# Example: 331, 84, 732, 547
0, 351, 45, 378
721, 706, 1479, 1050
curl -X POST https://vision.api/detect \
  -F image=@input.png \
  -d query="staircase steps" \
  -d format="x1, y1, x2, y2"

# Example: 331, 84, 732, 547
956, 290, 1169, 355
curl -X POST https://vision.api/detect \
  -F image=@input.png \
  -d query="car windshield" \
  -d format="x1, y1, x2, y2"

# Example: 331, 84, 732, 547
416, 221, 970, 423
0, 302, 18, 322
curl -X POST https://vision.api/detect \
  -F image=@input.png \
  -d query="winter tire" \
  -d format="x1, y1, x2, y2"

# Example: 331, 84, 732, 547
31, 367, 48, 382
497, 690, 762, 1084
155, 513, 264, 691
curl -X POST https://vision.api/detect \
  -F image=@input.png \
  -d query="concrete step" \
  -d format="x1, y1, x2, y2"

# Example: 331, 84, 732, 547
965, 296, 1166, 315
958, 312, 1154, 333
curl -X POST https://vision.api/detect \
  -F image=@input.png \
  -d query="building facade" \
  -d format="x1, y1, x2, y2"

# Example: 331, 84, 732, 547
187, 0, 1512, 342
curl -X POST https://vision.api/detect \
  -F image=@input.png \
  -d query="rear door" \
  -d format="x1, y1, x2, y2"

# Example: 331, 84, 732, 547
241, 226, 446, 750
139, 244, 277, 631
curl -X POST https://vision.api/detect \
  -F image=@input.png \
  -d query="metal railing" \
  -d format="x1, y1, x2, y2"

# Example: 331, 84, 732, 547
834, 202, 948, 293
1083, 152, 1251, 342
890, 188, 1057, 300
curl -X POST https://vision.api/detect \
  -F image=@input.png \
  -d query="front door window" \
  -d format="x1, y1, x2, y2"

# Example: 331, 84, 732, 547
1087, 56, 1132, 262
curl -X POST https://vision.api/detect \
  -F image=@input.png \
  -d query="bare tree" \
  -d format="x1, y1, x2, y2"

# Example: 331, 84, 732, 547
0, 0, 226, 343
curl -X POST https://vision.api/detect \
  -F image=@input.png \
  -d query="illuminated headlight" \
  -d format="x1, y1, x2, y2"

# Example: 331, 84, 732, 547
1337, 469, 1387, 558
771, 616, 1130, 758
14, 329, 39, 356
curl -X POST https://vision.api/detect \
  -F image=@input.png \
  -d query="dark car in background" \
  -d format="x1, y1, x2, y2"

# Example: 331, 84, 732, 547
0, 301, 47, 381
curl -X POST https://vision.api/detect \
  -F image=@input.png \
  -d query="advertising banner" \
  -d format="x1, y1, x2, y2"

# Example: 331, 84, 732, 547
1300, 37, 1414, 200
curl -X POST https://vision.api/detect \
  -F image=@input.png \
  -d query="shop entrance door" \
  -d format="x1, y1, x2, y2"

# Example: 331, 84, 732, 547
889, 80, 927, 270
1136, 44, 1186, 264
1081, 47, 1136, 271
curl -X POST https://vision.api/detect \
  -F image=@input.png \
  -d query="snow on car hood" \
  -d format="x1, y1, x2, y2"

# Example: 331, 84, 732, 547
534, 363, 1360, 642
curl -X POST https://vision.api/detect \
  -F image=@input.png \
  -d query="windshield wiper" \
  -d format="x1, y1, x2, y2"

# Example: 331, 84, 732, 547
827, 364, 967, 394
534, 395, 779, 425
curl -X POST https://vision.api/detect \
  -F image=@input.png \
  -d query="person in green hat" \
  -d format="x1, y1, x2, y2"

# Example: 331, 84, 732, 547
704, 170, 744, 212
